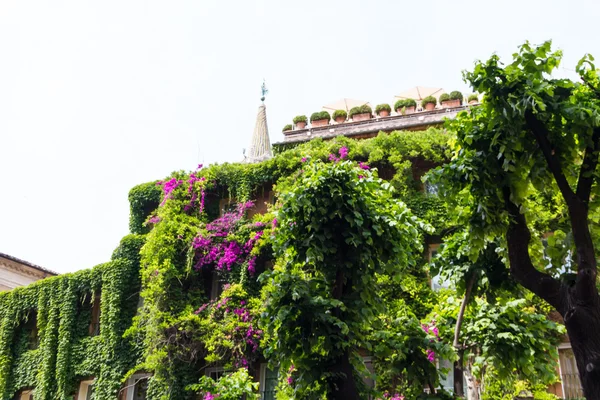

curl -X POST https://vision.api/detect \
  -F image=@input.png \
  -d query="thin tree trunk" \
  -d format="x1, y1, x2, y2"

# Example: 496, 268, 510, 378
464, 367, 479, 400
453, 273, 476, 397
329, 350, 360, 400
329, 258, 360, 400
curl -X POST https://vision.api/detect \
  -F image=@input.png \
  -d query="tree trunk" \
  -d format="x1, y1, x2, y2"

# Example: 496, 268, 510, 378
562, 293, 600, 400
329, 257, 360, 400
329, 350, 360, 400
464, 367, 479, 400
453, 274, 476, 397
503, 191, 600, 399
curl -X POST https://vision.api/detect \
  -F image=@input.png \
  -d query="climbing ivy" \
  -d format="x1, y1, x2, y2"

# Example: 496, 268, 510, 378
0, 234, 144, 400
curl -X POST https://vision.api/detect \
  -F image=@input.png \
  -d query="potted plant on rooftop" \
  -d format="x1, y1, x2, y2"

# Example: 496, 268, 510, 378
293, 115, 308, 130
332, 109, 348, 124
448, 90, 463, 107
375, 103, 391, 117
310, 111, 331, 127
282, 124, 293, 133
467, 93, 479, 104
349, 105, 373, 122
421, 96, 437, 111
439, 93, 451, 108
394, 99, 417, 115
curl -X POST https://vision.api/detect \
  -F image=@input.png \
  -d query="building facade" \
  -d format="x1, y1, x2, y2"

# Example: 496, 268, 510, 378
0, 253, 56, 291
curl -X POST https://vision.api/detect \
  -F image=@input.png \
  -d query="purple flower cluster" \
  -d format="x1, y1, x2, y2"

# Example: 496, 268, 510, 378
158, 178, 183, 205
328, 146, 349, 163
359, 161, 370, 170
206, 201, 254, 236
382, 393, 405, 400
421, 319, 440, 363
184, 170, 207, 212
247, 257, 257, 275
203, 393, 217, 400
148, 216, 161, 224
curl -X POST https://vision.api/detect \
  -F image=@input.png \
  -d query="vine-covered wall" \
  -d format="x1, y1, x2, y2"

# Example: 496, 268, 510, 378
0, 129, 454, 399
0, 234, 144, 400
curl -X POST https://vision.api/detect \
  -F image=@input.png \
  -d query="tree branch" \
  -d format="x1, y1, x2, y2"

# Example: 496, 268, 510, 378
453, 273, 476, 349
525, 111, 575, 205
502, 187, 565, 311
576, 127, 600, 202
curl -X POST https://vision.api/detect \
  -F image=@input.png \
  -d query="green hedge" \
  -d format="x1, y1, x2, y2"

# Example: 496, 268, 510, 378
128, 182, 162, 234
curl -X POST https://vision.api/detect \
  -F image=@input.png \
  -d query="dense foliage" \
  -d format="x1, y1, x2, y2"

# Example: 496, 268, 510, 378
0, 235, 144, 399
449, 91, 463, 102
375, 103, 392, 115
432, 40, 600, 397
292, 115, 307, 124
439, 93, 450, 103
422, 96, 437, 107
261, 151, 425, 399
282, 124, 292, 132
310, 111, 331, 122
395, 99, 417, 111
0, 115, 569, 399
349, 104, 373, 117
332, 109, 348, 120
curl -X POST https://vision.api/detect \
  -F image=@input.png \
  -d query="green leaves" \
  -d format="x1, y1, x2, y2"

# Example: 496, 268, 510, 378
261, 159, 423, 398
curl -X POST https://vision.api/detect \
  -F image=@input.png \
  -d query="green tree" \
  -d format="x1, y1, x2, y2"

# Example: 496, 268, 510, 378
261, 156, 424, 400
433, 41, 600, 398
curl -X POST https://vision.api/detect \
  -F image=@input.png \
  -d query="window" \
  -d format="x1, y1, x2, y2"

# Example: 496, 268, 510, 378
259, 364, 278, 400
437, 359, 454, 392
558, 345, 584, 399
124, 374, 150, 400
18, 390, 34, 400
210, 272, 226, 301
23, 312, 39, 350
86, 292, 101, 336
77, 380, 95, 400
219, 198, 237, 217
428, 244, 449, 291
206, 367, 227, 381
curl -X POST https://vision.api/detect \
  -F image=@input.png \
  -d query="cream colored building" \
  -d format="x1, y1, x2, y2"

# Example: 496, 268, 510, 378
0, 252, 56, 291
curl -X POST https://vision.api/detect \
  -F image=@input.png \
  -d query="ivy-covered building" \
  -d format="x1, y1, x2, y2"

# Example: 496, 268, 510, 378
0, 90, 577, 399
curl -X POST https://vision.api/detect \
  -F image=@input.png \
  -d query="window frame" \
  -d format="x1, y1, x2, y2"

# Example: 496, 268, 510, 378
76, 379, 95, 400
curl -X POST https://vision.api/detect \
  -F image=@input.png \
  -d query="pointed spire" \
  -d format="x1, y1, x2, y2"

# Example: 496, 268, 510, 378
246, 81, 272, 163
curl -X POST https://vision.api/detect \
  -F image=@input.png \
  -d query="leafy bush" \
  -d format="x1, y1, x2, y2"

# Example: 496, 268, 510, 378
348, 104, 373, 117
468, 94, 479, 102
332, 109, 347, 120
187, 368, 259, 400
439, 93, 450, 102
282, 124, 292, 132
375, 103, 392, 115
128, 181, 162, 234
310, 111, 331, 122
394, 99, 417, 110
293, 115, 307, 124
449, 90, 463, 102
422, 96, 437, 107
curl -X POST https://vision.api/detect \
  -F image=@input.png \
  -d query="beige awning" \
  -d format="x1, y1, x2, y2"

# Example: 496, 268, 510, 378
394, 86, 444, 101
322, 98, 371, 113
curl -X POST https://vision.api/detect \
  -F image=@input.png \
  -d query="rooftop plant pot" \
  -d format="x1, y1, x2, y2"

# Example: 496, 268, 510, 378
334, 116, 346, 123
295, 121, 307, 129
469, 99, 479, 105
396, 106, 416, 115
352, 112, 372, 122
378, 110, 390, 117
424, 102, 436, 111
441, 99, 461, 108
311, 119, 329, 127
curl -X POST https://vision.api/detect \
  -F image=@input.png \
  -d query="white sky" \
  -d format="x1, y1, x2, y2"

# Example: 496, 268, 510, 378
1, 0, 598, 273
